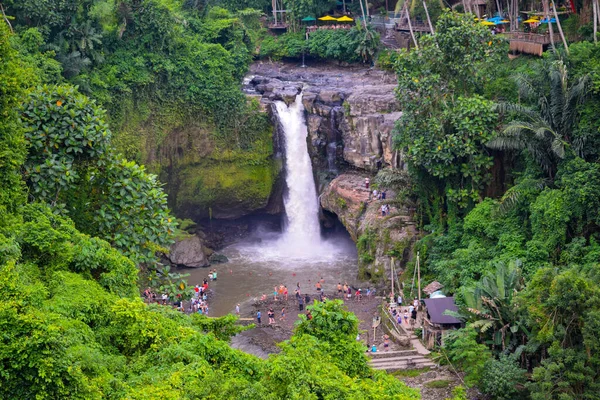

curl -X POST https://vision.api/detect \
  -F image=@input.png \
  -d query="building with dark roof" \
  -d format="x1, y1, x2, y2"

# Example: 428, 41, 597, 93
421, 297, 463, 349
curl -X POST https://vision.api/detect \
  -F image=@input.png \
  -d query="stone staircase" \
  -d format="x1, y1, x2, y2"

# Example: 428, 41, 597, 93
368, 348, 435, 372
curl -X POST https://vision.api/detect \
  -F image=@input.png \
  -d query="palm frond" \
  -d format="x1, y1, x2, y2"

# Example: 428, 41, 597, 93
551, 138, 565, 158
486, 135, 525, 151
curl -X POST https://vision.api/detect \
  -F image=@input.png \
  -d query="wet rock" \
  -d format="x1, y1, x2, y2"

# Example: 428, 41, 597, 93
167, 235, 210, 268
209, 253, 229, 264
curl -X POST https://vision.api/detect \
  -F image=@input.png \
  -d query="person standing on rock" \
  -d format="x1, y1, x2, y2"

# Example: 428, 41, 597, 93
284, 286, 288, 300
365, 177, 370, 189
337, 283, 342, 296
235, 304, 240, 316
268, 308, 275, 324
315, 281, 322, 292
280, 307, 286, 321
298, 296, 304, 311
256, 310, 262, 325
213, 269, 217, 281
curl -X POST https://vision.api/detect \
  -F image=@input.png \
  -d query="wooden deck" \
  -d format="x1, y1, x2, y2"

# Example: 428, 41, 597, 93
268, 22, 288, 30
506, 32, 561, 56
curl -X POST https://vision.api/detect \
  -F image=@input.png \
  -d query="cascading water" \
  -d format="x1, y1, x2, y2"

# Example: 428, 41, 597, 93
275, 94, 321, 249
231, 92, 356, 265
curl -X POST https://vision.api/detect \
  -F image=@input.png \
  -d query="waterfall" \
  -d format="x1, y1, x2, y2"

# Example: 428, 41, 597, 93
275, 95, 321, 252
234, 93, 355, 263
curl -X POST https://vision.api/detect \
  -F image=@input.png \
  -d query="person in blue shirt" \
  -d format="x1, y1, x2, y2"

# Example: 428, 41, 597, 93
256, 310, 262, 325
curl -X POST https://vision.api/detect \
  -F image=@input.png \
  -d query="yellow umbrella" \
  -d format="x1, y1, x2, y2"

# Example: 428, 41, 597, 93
500, 20, 510, 23
480, 21, 495, 26
336, 16, 354, 22
523, 18, 540, 23
318, 15, 337, 21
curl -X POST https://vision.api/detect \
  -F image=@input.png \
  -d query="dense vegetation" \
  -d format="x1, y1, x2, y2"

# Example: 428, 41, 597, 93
391, 11, 600, 400
0, 1, 419, 398
0, 1, 418, 400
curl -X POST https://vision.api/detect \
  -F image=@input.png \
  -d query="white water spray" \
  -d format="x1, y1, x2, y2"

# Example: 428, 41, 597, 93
275, 95, 321, 248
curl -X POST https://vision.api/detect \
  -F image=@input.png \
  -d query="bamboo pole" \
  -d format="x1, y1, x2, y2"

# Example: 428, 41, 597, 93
390, 257, 395, 303
543, 0, 556, 53
359, 0, 368, 28
423, 0, 435, 34
405, 4, 419, 49
552, 3, 569, 54
417, 251, 421, 304
593, 0, 597, 44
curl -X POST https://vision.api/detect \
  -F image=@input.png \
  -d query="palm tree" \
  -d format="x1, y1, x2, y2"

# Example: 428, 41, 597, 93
487, 61, 589, 177
453, 261, 526, 351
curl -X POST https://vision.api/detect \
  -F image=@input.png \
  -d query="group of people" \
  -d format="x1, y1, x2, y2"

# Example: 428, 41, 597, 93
336, 282, 375, 301
190, 277, 212, 315
390, 296, 420, 329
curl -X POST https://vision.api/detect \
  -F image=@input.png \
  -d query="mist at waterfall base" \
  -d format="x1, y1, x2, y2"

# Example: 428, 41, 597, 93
183, 95, 359, 316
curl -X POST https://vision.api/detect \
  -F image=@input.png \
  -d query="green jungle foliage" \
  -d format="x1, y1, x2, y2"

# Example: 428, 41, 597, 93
390, 11, 600, 400
259, 26, 380, 63
0, 15, 419, 399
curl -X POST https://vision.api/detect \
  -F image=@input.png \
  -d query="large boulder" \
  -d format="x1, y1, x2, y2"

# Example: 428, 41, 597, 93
167, 235, 210, 268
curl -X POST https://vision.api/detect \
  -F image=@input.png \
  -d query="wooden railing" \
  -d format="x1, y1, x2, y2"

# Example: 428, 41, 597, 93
505, 32, 560, 44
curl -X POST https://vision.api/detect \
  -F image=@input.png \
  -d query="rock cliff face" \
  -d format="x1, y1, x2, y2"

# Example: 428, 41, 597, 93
246, 62, 404, 175
320, 174, 417, 281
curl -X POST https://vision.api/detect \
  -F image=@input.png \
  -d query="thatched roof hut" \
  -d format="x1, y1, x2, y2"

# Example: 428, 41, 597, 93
423, 281, 443, 296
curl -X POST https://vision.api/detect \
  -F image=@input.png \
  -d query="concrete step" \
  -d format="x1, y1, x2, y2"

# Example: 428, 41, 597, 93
371, 360, 437, 372
369, 355, 429, 365
368, 349, 419, 359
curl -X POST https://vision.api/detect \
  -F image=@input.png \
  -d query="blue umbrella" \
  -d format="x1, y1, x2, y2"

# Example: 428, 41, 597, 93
540, 18, 557, 23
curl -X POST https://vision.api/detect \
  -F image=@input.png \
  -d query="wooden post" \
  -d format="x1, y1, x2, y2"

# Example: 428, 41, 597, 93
272, 0, 277, 25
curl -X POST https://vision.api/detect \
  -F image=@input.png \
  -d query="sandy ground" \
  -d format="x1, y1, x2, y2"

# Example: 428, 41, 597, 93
231, 291, 387, 356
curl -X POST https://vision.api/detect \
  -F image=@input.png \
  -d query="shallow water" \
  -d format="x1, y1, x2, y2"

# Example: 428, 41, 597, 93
182, 229, 360, 316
